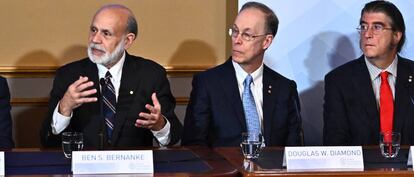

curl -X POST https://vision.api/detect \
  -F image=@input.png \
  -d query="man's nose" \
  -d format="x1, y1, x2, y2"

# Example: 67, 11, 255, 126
233, 34, 243, 44
363, 27, 374, 38
90, 33, 102, 44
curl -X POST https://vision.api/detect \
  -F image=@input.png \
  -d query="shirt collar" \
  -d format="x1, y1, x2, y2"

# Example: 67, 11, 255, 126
97, 51, 126, 81
232, 60, 263, 86
365, 55, 398, 81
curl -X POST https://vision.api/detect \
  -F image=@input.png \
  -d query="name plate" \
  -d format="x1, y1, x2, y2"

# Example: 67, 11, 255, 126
72, 150, 153, 174
284, 146, 364, 171
0, 152, 4, 175
408, 146, 414, 166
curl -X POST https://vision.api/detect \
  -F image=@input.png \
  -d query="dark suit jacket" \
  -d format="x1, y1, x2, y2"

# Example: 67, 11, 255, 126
0, 76, 14, 148
324, 55, 414, 145
40, 53, 182, 148
182, 59, 303, 147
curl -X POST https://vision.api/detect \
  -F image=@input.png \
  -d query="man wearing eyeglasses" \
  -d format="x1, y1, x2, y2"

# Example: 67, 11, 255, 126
182, 2, 303, 147
324, 0, 414, 145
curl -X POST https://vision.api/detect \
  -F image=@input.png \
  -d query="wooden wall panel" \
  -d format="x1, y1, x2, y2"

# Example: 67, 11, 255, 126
0, 0, 237, 67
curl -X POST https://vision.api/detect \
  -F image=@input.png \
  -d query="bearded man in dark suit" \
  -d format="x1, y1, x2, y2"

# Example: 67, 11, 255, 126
40, 4, 182, 148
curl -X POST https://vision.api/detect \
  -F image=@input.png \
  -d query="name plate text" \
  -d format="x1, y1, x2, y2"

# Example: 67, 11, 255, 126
72, 150, 153, 174
284, 146, 364, 171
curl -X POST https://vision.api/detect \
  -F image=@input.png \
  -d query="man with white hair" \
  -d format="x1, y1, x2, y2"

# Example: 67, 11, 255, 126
40, 4, 182, 148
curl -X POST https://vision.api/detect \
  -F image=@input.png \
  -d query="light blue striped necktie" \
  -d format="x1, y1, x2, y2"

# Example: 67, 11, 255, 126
242, 74, 261, 135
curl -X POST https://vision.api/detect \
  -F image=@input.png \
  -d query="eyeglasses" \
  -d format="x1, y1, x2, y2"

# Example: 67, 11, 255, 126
356, 24, 392, 35
228, 28, 270, 41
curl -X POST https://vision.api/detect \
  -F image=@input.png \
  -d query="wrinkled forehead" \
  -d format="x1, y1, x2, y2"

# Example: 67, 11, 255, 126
91, 7, 129, 32
360, 11, 392, 26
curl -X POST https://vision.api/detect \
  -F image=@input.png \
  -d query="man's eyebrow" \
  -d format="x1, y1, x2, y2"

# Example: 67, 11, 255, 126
232, 24, 253, 32
359, 20, 387, 26
90, 26, 113, 35
372, 21, 387, 26
101, 29, 112, 34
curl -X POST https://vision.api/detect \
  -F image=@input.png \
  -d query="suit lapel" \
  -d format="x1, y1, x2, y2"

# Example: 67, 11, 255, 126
262, 65, 278, 143
393, 57, 413, 133
219, 59, 246, 131
111, 54, 143, 144
352, 57, 380, 132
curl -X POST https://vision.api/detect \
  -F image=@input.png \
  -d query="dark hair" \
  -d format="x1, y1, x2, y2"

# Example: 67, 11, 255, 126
361, 0, 405, 52
126, 14, 138, 37
240, 1, 279, 36
97, 4, 138, 38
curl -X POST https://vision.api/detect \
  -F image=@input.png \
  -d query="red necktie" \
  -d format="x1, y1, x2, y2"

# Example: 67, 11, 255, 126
379, 71, 393, 140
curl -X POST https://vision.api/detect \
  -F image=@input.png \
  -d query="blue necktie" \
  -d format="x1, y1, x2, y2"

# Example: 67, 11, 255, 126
102, 71, 116, 143
242, 75, 261, 135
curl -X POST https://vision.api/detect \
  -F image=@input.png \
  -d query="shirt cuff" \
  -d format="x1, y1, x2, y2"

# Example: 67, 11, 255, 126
51, 102, 72, 135
151, 115, 171, 146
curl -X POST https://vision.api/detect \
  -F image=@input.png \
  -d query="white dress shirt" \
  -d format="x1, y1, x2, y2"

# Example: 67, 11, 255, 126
51, 51, 171, 145
232, 61, 264, 132
365, 56, 398, 108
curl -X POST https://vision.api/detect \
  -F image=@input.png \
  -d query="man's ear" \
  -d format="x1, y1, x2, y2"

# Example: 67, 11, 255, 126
262, 35, 274, 50
123, 33, 136, 50
392, 31, 402, 46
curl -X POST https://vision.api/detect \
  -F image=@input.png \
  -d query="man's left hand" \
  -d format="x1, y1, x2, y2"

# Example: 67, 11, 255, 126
136, 93, 166, 131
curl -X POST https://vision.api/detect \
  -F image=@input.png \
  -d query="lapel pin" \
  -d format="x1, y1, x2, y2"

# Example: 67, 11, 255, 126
130, 91, 134, 95
409, 76, 412, 83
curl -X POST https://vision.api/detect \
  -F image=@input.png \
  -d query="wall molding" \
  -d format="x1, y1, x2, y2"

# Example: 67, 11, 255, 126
0, 65, 214, 78
0, 66, 56, 78
11, 98, 49, 106
11, 97, 189, 106
175, 97, 190, 105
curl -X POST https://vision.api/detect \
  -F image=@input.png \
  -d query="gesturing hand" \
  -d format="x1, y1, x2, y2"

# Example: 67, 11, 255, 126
136, 93, 166, 131
59, 76, 98, 116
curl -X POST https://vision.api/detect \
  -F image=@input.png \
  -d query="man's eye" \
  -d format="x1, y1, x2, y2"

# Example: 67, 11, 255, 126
242, 33, 252, 38
360, 25, 368, 30
373, 24, 383, 30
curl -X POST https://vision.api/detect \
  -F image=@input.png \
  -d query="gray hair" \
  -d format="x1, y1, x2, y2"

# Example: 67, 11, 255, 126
96, 4, 138, 38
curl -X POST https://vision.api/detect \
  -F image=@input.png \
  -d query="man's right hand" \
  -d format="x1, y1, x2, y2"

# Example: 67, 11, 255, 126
59, 76, 98, 116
